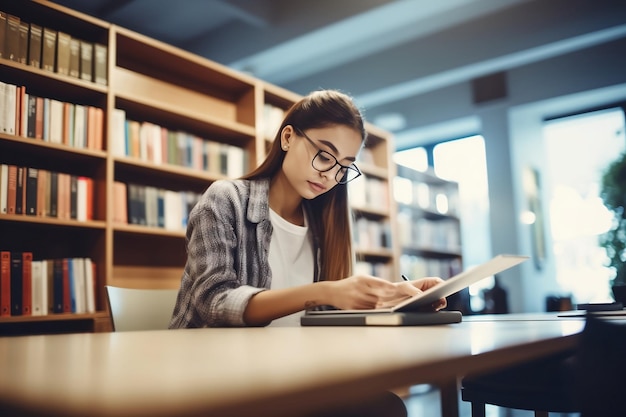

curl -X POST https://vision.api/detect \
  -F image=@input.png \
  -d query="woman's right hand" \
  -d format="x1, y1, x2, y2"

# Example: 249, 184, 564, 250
327, 275, 404, 310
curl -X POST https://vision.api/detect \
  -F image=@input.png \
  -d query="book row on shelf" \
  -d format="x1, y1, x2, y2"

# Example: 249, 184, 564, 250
393, 176, 459, 217
0, 10, 107, 85
348, 175, 390, 212
396, 210, 461, 253
354, 260, 393, 282
0, 164, 94, 220
262, 103, 285, 139
116, 182, 201, 231
0, 251, 97, 318
399, 254, 463, 281
353, 217, 393, 251
0, 79, 104, 150
110, 109, 248, 178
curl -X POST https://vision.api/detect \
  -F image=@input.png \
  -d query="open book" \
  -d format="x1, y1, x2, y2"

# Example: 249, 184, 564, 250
301, 254, 528, 326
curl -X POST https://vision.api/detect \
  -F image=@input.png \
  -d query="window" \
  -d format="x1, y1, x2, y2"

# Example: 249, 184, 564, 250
543, 107, 626, 303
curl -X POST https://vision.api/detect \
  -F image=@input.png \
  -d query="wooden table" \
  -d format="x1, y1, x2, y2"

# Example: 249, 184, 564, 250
0, 319, 584, 417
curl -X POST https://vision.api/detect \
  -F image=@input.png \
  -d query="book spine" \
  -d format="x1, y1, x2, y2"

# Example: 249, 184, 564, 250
46, 260, 54, 314
79, 41, 93, 82
0, 164, 7, 214
21, 252, 32, 315
0, 251, 10, 316
31, 260, 43, 316
6, 165, 17, 215
4, 83, 16, 135
56, 32, 71, 76
94, 43, 108, 85
25, 167, 38, 216
10, 252, 23, 316
49, 171, 58, 217
5, 14, 20, 62
70, 175, 78, 220
28, 23, 42, 68
41, 27, 57, 72
0, 12, 6, 60
15, 166, 24, 215
69, 38, 80, 78
35, 96, 44, 139
52, 259, 63, 313
62, 258, 71, 313
17, 21, 28, 64
37, 169, 47, 217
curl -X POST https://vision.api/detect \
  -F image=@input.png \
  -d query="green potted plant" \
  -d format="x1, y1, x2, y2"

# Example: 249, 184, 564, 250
600, 151, 626, 304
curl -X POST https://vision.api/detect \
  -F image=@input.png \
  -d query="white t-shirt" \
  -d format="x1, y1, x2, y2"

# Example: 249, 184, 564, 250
268, 208, 314, 327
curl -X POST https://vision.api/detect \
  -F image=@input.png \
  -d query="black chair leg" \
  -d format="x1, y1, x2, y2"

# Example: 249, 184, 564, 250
470, 401, 486, 417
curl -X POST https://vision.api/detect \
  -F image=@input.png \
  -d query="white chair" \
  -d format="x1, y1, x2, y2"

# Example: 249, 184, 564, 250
105, 286, 179, 332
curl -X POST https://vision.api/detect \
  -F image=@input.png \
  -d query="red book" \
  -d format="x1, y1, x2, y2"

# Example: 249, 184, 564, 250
6, 165, 17, 215
21, 252, 32, 315
16, 85, 24, 136
0, 251, 10, 317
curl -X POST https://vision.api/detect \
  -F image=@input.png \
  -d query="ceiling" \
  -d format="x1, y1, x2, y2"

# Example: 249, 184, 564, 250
49, 0, 626, 145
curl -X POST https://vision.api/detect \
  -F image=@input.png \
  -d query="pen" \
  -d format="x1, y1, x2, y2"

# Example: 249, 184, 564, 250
401, 274, 409, 281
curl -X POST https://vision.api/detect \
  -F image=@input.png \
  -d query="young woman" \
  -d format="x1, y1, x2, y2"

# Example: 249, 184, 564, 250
169, 89, 446, 417
169, 89, 446, 328
169, 89, 445, 329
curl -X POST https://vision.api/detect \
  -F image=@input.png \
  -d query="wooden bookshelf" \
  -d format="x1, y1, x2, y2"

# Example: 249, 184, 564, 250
393, 164, 468, 311
0, 0, 397, 335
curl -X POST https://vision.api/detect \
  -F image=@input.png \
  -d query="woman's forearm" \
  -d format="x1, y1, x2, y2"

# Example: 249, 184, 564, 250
243, 281, 334, 326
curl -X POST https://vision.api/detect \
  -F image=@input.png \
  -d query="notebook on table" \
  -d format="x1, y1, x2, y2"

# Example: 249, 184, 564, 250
301, 254, 529, 326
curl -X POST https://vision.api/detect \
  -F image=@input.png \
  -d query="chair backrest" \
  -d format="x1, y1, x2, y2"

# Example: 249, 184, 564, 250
105, 286, 179, 332
574, 315, 626, 416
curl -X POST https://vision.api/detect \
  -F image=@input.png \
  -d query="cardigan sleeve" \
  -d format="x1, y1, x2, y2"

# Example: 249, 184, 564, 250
169, 180, 266, 328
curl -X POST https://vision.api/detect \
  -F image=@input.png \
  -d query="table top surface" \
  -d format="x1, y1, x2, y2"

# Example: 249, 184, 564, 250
0, 315, 587, 417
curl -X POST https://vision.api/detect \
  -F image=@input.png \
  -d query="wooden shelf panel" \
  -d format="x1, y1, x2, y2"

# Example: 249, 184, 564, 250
263, 83, 301, 108
113, 224, 186, 238
0, 312, 111, 336
355, 248, 396, 259
112, 68, 257, 135
113, 157, 219, 193
398, 203, 460, 222
360, 128, 391, 171
359, 162, 388, 179
113, 232, 186, 267
0, 214, 106, 230
401, 246, 462, 259
0, 219, 106, 258
114, 27, 254, 103
109, 265, 183, 290
351, 205, 390, 218
0, 61, 107, 106
0, 135, 107, 174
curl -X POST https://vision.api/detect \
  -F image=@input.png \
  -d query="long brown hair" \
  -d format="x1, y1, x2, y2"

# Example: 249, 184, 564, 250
244, 89, 366, 281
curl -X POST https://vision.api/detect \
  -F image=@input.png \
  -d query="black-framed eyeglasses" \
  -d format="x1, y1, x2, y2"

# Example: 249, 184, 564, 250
295, 128, 362, 184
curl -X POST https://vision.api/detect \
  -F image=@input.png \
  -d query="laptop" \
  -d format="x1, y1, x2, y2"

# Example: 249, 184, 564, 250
301, 254, 529, 326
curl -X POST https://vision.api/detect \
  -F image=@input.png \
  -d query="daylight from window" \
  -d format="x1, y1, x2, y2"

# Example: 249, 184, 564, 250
543, 108, 626, 303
